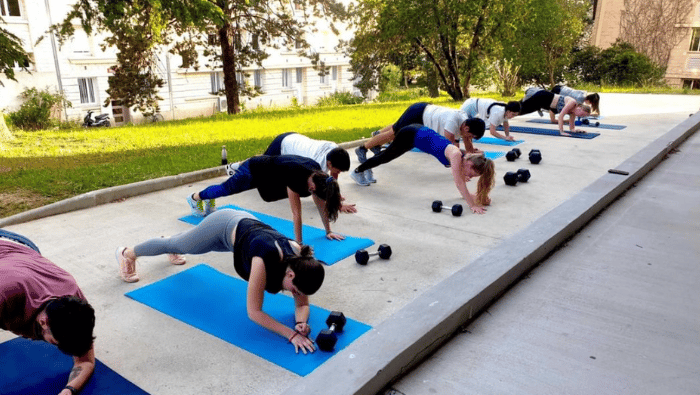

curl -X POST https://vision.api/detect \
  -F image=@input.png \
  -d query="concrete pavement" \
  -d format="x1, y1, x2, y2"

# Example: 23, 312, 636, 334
1, 93, 699, 395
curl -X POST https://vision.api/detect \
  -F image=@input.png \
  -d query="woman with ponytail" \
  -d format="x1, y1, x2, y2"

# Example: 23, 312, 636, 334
188, 155, 344, 243
116, 209, 325, 354
350, 124, 495, 214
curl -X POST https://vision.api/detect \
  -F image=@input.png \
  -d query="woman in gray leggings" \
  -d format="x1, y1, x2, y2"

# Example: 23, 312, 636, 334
116, 208, 324, 354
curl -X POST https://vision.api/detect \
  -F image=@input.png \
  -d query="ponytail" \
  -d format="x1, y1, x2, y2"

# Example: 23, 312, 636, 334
311, 171, 342, 222
465, 154, 495, 206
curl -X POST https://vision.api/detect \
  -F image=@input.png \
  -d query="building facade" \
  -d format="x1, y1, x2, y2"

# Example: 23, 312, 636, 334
590, 0, 700, 88
0, 0, 360, 125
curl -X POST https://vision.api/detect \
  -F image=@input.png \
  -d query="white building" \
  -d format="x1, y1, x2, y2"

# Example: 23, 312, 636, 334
0, 0, 360, 125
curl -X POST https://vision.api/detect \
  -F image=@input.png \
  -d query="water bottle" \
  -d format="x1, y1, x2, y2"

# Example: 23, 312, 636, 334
221, 145, 228, 165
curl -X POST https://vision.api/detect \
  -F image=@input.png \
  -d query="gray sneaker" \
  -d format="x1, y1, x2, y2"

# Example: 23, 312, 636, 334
364, 169, 376, 183
350, 170, 370, 186
371, 130, 381, 137
355, 146, 368, 163
369, 145, 383, 155
537, 109, 544, 117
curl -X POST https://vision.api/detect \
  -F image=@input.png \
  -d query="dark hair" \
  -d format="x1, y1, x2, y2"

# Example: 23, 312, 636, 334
285, 245, 325, 295
45, 296, 95, 356
311, 171, 342, 222
584, 93, 600, 114
505, 101, 521, 114
551, 85, 562, 94
463, 118, 486, 140
326, 147, 350, 171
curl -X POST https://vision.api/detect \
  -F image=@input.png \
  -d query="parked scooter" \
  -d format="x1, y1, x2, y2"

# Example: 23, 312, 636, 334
82, 110, 111, 127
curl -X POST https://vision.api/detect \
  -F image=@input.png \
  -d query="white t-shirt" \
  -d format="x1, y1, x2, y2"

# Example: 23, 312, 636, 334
422, 105, 465, 139
280, 133, 337, 173
460, 98, 506, 128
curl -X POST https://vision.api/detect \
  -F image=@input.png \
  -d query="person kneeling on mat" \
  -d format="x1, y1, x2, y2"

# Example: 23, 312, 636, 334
1, 229, 96, 395
350, 124, 495, 214
116, 208, 324, 354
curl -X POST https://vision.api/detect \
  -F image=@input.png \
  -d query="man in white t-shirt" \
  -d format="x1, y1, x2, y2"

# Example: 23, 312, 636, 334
460, 98, 521, 142
262, 132, 350, 179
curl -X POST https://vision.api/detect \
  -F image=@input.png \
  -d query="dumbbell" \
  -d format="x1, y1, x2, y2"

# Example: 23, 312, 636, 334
505, 147, 521, 162
316, 311, 346, 351
517, 168, 531, 182
431, 200, 463, 216
355, 244, 392, 265
581, 119, 600, 127
529, 149, 542, 164
504, 171, 518, 186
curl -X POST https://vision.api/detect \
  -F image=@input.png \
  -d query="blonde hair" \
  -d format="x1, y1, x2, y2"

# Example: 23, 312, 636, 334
465, 153, 495, 206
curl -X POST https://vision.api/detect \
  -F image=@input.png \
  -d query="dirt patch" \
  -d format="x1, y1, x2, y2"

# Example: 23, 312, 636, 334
0, 189, 53, 218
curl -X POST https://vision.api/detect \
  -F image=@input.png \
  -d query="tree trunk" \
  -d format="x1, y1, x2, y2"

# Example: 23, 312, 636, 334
426, 66, 439, 97
0, 111, 13, 141
219, 22, 240, 114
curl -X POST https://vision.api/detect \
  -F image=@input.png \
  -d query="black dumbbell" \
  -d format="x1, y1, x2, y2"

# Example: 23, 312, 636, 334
355, 244, 392, 265
529, 149, 542, 164
504, 171, 518, 186
505, 148, 521, 162
517, 168, 531, 182
432, 200, 463, 216
581, 119, 600, 127
316, 311, 346, 351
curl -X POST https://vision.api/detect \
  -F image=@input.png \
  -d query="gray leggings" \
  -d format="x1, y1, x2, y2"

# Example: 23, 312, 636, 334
134, 209, 256, 257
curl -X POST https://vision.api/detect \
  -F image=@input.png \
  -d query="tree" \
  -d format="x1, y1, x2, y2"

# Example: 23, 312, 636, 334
348, 0, 527, 101
51, 0, 348, 115
620, 0, 693, 68
0, 17, 32, 87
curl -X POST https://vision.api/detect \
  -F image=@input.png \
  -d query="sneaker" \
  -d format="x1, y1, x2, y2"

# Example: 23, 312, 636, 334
204, 199, 216, 216
355, 146, 368, 163
187, 194, 206, 217
225, 163, 239, 176
350, 170, 370, 186
116, 247, 139, 283
364, 169, 377, 183
369, 145, 383, 156
371, 130, 381, 137
537, 109, 544, 117
168, 254, 186, 265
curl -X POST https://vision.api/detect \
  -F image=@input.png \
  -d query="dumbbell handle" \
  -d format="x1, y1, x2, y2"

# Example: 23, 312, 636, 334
328, 323, 337, 332
366, 251, 382, 257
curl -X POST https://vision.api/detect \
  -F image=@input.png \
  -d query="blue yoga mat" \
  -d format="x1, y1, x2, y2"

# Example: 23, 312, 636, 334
0, 337, 148, 395
411, 148, 505, 160
473, 137, 524, 146
497, 125, 600, 139
126, 264, 372, 376
526, 118, 626, 130
179, 205, 373, 265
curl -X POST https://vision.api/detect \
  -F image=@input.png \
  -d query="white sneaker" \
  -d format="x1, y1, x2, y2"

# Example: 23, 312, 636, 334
364, 169, 377, 183
350, 170, 370, 186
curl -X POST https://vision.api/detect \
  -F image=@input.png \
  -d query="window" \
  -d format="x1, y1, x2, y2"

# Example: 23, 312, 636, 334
331, 66, 338, 81
683, 79, 700, 89
1, 0, 21, 17
211, 72, 223, 93
690, 28, 700, 52
78, 78, 97, 104
320, 72, 327, 85
282, 68, 292, 88
296, 68, 303, 84
251, 34, 259, 50
254, 70, 263, 89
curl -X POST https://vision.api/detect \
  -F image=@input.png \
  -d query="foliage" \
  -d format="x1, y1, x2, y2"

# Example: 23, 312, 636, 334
316, 91, 364, 106
491, 59, 521, 97
569, 40, 666, 86
51, 0, 348, 115
6, 87, 71, 131
348, 0, 527, 101
379, 64, 403, 92
0, 18, 32, 86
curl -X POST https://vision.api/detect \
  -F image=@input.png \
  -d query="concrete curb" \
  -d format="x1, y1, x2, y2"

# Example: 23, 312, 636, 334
0, 139, 368, 228
281, 114, 700, 395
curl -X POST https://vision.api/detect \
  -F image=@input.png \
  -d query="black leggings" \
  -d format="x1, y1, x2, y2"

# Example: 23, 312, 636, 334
356, 125, 419, 172
520, 91, 555, 115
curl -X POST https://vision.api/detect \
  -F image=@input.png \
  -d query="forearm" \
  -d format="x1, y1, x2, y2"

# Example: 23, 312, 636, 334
489, 125, 508, 140
249, 309, 296, 340
295, 304, 310, 324
61, 358, 95, 393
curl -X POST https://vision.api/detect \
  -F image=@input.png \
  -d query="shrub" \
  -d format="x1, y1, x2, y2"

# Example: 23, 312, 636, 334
569, 40, 665, 87
7, 87, 70, 130
374, 87, 430, 102
316, 90, 364, 106
379, 64, 402, 92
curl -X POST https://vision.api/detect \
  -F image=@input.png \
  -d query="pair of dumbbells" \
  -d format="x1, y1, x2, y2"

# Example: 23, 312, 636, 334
432, 200, 463, 217
316, 311, 347, 351
504, 168, 531, 186
505, 148, 522, 162
355, 244, 392, 265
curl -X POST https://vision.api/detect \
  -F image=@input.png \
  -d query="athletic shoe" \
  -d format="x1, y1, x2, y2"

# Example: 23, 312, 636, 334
225, 162, 239, 176
369, 145, 383, 156
364, 169, 377, 183
116, 247, 139, 283
350, 170, 370, 186
355, 146, 368, 163
168, 254, 186, 265
537, 109, 544, 117
204, 199, 216, 216
371, 130, 381, 137
187, 194, 206, 217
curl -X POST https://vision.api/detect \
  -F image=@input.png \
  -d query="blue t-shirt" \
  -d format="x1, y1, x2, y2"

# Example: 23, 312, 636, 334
413, 126, 452, 167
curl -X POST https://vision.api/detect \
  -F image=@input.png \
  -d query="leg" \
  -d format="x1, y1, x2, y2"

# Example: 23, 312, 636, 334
356, 126, 418, 173
195, 160, 255, 201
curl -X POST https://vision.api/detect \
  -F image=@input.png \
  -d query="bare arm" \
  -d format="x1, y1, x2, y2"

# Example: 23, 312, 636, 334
558, 99, 578, 134
311, 193, 344, 240
287, 187, 303, 244
445, 146, 485, 214
57, 347, 95, 395
488, 123, 514, 141
247, 258, 315, 353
